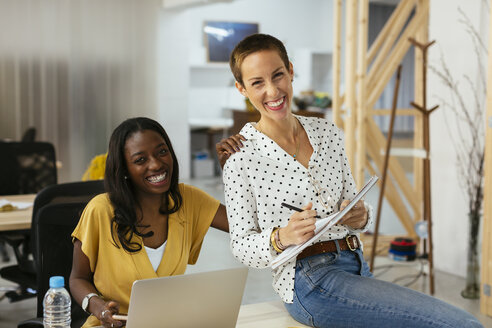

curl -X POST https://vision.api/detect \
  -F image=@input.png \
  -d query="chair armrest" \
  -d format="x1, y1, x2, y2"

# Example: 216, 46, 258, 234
17, 317, 43, 328
18, 314, 87, 327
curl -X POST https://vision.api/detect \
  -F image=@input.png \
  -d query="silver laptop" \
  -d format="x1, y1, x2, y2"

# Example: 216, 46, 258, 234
124, 267, 248, 328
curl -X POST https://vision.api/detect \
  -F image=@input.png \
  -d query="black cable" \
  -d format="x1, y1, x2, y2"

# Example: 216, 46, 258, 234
394, 270, 424, 287
372, 258, 426, 285
372, 264, 396, 278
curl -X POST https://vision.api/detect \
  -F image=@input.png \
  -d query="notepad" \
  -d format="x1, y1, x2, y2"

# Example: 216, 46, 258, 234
271, 176, 379, 270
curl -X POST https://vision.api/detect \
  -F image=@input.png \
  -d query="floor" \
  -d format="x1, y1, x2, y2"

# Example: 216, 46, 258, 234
1, 176, 491, 327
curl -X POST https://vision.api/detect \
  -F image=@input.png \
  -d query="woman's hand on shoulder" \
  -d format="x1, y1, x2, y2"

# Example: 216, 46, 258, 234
339, 200, 367, 229
216, 134, 247, 169
278, 202, 317, 247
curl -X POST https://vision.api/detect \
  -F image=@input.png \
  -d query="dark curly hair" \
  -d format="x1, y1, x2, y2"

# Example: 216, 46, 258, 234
104, 117, 182, 253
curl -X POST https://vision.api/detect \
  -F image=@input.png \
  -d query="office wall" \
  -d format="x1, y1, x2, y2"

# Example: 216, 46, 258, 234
429, 0, 488, 276
157, 9, 192, 179
160, 0, 334, 179
187, 0, 333, 120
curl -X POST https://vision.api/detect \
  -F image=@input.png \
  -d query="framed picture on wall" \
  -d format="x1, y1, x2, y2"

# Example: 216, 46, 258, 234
203, 21, 259, 63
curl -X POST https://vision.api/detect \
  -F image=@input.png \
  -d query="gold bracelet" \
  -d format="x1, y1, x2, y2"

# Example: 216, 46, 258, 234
275, 228, 286, 250
270, 227, 284, 253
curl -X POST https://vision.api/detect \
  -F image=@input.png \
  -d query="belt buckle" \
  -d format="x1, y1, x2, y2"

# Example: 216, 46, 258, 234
346, 235, 357, 251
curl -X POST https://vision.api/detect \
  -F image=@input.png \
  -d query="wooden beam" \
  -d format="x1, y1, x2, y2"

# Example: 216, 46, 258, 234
366, 156, 417, 237
480, 0, 492, 315
368, 119, 421, 221
370, 108, 419, 116
332, 0, 343, 129
367, 0, 417, 86
413, 0, 429, 220
370, 65, 402, 271
360, 233, 397, 258
367, 0, 417, 64
366, 4, 427, 109
355, 0, 369, 188
345, 0, 358, 170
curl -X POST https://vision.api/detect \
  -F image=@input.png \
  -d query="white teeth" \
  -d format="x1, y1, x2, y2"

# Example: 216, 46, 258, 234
147, 172, 167, 183
267, 98, 284, 107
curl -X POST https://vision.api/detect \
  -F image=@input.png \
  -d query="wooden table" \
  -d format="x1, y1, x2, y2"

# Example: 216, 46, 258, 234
236, 300, 310, 328
0, 194, 35, 231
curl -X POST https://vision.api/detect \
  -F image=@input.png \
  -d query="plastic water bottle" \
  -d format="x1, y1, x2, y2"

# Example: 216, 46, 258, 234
43, 276, 71, 328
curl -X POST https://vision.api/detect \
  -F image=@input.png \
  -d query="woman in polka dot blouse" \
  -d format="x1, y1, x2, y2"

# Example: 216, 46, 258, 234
218, 33, 482, 328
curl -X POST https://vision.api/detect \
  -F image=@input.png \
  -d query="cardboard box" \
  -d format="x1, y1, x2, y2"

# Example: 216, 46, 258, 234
192, 158, 214, 178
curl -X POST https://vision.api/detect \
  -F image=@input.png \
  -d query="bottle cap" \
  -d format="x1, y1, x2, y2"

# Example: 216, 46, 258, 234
49, 276, 65, 288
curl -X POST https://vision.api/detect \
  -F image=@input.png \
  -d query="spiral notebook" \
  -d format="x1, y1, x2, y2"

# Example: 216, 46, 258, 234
271, 176, 379, 270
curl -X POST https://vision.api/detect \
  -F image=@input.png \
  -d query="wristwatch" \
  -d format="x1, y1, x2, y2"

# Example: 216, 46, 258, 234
82, 293, 99, 314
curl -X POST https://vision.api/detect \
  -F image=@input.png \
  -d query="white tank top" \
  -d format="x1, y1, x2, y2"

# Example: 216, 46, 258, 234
144, 241, 167, 272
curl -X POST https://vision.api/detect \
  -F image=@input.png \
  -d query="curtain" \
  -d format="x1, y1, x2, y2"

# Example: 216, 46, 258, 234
0, 0, 160, 182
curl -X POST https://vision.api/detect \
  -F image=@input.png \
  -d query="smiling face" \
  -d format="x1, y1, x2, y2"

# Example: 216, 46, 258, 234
236, 49, 294, 123
124, 129, 173, 200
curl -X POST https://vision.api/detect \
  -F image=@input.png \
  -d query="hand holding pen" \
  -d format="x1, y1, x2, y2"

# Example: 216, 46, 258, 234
282, 200, 367, 230
278, 202, 318, 246
281, 202, 321, 219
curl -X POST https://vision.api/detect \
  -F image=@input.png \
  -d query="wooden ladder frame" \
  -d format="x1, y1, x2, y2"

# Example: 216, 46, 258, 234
332, 0, 429, 240
333, 0, 492, 314
480, 1, 492, 317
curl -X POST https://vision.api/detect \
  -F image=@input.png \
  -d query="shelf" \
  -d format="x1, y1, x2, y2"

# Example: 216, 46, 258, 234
292, 49, 332, 94
190, 63, 229, 70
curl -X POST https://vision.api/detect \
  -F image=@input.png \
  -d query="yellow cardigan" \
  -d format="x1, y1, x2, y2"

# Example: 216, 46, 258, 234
72, 184, 220, 327
81, 153, 107, 181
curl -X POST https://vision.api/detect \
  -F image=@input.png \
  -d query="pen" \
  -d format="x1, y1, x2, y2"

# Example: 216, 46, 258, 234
281, 202, 321, 219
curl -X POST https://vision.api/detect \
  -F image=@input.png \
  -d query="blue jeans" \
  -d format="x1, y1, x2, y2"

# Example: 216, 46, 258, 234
284, 245, 483, 328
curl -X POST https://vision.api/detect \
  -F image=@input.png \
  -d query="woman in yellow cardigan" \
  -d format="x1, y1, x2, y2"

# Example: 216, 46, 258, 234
70, 117, 230, 327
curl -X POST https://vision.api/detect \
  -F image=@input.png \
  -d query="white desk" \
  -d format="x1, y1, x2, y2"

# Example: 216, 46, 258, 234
0, 194, 35, 231
189, 117, 233, 131
236, 300, 310, 328
92, 301, 310, 328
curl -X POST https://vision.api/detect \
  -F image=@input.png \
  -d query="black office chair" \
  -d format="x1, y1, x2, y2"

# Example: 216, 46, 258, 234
0, 141, 57, 196
18, 202, 91, 328
0, 141, 57, 301
0, 180, 105, 303
21, 127, 37, 143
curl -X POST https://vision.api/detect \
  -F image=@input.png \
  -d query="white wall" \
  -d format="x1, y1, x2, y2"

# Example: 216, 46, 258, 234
185, 0, 334, 120
428, 0, 488, 276
159, 0, 334, 178
157, 9, 192, 179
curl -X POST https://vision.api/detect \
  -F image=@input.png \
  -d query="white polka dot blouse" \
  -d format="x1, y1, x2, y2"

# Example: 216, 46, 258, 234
223, 115, 374, 303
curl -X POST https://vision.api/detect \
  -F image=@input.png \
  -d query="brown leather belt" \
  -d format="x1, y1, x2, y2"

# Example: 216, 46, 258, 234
297, 235, 360, 261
